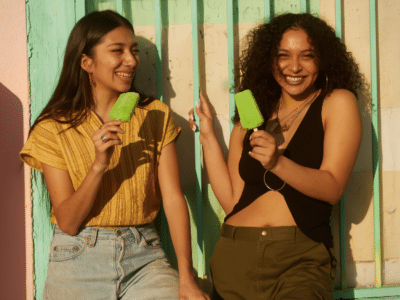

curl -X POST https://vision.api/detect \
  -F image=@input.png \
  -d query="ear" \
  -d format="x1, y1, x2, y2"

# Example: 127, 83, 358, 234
80, 54, 94, 73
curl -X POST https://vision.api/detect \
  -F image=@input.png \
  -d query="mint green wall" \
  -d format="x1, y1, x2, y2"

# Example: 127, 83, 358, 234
26, 1, 77, 299
26, 0, 319, 298
86, 0, 320, 25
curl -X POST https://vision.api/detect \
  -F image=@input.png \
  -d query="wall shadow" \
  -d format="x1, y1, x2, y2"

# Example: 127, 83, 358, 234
0, 83, 26, 300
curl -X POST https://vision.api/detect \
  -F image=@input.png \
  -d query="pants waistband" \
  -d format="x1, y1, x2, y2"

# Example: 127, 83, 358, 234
221, 223, 309, 242
53, 224, 155, 247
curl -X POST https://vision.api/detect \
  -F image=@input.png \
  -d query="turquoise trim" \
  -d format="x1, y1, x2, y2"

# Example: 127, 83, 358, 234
334, 286, 400, 299
75, 0, 86, 22
154, 0, 163, 102
116, 0, 123, 14
300, 0, 308, 13
334, 0, 348, 291
369, 0, 382, 288
264, 0, 274, 21
191, 0, 205, 279
227, 0, 235, 132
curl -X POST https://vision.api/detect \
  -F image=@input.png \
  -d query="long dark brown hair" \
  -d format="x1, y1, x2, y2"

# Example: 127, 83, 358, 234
234, 13, 362, 124
30, 10, 153, 134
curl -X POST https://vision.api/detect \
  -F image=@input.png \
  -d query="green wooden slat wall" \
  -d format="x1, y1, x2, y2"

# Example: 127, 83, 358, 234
25, 0, 400, 299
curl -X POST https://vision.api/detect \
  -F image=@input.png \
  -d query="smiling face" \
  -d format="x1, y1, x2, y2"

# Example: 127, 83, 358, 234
82, 26, 139, 101
272, 28, 319, 101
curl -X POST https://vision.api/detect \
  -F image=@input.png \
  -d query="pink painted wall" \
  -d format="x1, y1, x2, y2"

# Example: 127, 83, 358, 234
0, 0, 32, 299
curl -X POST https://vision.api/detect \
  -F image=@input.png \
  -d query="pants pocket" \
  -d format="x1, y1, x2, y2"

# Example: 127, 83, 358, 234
136, 225, 162, 248
49, 233, 88, 262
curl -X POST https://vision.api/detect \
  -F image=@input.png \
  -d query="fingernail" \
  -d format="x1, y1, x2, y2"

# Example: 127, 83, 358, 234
192, 125, 197, 132
249, 136, 252, 141
196, 101, 200, 108
189, 114, 193, 121
248, 151, 252, 155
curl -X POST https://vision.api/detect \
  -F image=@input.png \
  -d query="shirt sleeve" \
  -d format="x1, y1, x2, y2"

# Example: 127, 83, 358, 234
161, 109, 181, 149
20, 119, 67, 172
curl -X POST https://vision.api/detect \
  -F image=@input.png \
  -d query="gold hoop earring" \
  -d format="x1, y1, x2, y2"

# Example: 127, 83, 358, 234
324, 74, 329, 93
266, 82, 276, 95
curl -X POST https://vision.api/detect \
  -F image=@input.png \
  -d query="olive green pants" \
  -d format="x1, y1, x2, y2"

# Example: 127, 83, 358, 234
210, 224, 336, 300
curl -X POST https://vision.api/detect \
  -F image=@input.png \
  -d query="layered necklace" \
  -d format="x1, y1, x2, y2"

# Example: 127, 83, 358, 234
267, 90, 321, 134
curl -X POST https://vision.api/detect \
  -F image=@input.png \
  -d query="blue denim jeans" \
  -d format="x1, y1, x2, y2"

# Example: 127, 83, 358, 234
43, 224, 179, 300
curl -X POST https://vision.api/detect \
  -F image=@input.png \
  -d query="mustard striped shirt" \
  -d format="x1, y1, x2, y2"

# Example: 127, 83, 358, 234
20, 100, 181, 227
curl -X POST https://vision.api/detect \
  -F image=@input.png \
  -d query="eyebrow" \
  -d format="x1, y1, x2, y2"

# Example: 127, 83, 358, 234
108, 42, 138, 47
278, 48, 315, 52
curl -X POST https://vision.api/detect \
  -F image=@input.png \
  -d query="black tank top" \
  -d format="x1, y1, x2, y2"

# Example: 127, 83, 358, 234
225, 94, 333, 248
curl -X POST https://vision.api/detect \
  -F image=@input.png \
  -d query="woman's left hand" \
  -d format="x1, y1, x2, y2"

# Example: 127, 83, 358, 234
248, 130, 280, 170
179, 278, 210, 300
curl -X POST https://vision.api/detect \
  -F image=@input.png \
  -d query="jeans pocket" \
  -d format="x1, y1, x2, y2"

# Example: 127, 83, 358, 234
49, 233, 88, 262
137, 225, 162, 248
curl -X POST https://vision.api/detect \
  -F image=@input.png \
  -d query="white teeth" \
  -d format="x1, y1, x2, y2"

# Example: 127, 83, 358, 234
285, 76, 303, 83
116, 72, 133, 78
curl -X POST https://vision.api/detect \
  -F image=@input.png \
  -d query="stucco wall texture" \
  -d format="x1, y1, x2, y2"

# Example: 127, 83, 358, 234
0, 0, 31, 299
1, 0, 400, 298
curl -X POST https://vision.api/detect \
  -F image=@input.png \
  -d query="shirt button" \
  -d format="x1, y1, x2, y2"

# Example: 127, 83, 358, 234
261, 230, 267, 236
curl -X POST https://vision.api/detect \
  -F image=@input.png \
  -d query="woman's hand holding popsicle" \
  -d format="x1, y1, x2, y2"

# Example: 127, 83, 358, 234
248, 130, 280, 171
92, 120, 124, 171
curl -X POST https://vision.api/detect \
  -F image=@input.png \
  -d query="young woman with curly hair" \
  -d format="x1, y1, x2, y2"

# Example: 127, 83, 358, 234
189, 13, 362, 299
20, 10, 209, 300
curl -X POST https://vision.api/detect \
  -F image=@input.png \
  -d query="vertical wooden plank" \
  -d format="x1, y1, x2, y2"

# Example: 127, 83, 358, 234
75, 0, 86, 22
154, 0, 163, 103
26, 0, 76, 298
369, 0, 382, 288
334, 0, 347, 291
300, 0, 309, 13
191, 0, 205, 279
227, 0, 235, 132
264, 0, 274, 21
116, 0, 123, 15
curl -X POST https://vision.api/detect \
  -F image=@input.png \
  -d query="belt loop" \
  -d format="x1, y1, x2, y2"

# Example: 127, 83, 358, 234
89, 227, 98, 247
231, 226, 237, 240
129, 226, 141, 243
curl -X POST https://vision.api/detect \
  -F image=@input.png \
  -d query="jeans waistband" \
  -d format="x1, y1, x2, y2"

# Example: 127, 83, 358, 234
221, 223, 309, 242
53, 224, 155, 246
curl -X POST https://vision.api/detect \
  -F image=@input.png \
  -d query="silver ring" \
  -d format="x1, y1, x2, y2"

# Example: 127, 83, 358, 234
263, 170, 285, 191
99, 125, 102, 129
100, 134, 107, 143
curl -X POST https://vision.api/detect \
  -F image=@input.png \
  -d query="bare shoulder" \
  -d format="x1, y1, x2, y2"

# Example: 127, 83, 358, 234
322, 89, 360, 127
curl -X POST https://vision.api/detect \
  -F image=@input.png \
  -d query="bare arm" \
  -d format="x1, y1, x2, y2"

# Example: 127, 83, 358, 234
42, 120, 124, 235
158, 141, 210, 300
249, 89, 362, 205
189, 91, 246, 214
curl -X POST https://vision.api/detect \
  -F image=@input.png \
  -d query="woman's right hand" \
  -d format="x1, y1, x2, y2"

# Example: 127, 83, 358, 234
92, 119, 124, 170
188, 90, 215, 144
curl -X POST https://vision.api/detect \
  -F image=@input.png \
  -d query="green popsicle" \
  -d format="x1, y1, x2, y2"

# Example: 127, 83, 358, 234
235, 90, 264, 130
109, 92, 140, 122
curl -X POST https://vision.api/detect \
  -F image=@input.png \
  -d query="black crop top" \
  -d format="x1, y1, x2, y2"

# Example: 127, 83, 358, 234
225, 94, 334, 248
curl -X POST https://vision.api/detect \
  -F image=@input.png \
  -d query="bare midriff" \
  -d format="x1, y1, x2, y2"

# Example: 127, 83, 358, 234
225, 191, 296, 227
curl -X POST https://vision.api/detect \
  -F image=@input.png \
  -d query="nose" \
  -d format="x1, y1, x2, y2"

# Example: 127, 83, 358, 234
288, 57, 301, 73
124, 51, 139, 68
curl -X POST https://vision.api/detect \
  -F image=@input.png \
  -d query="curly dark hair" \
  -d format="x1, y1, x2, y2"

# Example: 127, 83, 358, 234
234, 13, 362, 124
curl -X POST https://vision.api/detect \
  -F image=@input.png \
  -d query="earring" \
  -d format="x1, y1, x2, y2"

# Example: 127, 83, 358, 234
324, 74, 329, 93
89, 73, 96, 88
266, 82, 275, 95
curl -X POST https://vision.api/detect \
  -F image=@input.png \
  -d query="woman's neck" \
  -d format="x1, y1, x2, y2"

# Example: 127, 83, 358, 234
91, 88, 119, 123
280, 87, 319, 111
